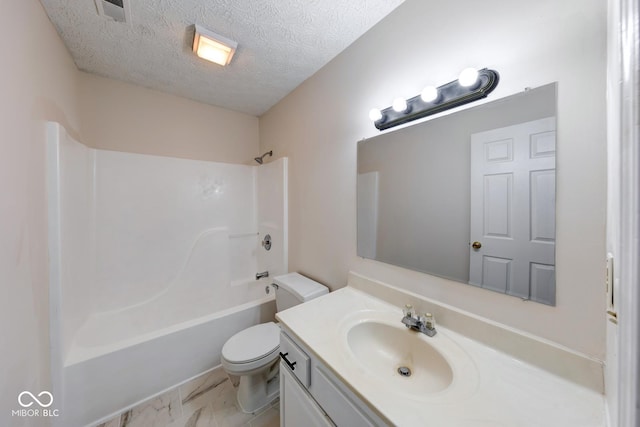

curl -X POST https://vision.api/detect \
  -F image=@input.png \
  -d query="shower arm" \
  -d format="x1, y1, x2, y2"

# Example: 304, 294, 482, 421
254, 150, 273, 164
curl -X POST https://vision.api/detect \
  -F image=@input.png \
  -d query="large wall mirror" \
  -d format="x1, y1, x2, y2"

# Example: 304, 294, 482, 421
357, 83, 557, 305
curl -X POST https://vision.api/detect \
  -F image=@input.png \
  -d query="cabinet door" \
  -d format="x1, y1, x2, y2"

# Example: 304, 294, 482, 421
312, 365, 386, 427
280, 362, 334, 427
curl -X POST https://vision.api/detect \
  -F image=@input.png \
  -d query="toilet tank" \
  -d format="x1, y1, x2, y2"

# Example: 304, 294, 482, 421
273, 272, 329, 312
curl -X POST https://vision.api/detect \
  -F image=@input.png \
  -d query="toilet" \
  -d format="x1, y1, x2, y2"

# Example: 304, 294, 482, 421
221, 272, 329, 413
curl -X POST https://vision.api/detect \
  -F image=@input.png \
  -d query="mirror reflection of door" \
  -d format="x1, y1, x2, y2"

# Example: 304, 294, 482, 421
469, 117, 556, 305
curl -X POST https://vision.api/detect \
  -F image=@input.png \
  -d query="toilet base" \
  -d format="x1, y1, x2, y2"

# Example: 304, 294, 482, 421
235, 360, 280, 414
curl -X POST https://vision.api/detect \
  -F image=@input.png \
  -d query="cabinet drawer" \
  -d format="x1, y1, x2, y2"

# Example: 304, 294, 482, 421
280, 332, 310, 387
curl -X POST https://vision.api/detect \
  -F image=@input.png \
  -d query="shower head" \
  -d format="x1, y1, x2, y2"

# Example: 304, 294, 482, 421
254, 150, 273, 165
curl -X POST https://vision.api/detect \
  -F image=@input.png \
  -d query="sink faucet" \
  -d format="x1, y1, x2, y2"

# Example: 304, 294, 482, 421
401, 304, 437, 337
256, 271, 269, 280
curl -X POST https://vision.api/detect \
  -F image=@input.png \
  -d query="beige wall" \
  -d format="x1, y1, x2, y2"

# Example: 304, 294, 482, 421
79, 73, 259, 164
260, 0, 607, 358
0, 1, 81, 425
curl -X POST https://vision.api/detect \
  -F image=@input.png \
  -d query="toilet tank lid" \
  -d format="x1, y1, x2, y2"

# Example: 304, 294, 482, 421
273, 273, 329, 302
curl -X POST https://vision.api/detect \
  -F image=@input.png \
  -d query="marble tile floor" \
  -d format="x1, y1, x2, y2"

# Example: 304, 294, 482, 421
95, 367, 279, 427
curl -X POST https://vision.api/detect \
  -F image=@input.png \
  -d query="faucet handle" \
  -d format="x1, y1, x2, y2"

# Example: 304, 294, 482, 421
424, 312, 436, 330
403, 304, 415, 318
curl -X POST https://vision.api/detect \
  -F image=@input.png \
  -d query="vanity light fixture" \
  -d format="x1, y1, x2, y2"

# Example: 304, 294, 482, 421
370, 68, 499, 131
392, 97, 408, 113
420, 86, 439, 103
458, 68, 480, 87
369, 108, 383, 121
192, 24, 238, 66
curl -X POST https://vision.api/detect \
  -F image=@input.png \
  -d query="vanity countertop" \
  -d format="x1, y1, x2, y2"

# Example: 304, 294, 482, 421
276, 285, 605, 427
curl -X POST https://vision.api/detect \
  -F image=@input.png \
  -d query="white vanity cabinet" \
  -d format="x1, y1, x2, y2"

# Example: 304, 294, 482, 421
280, 365, 334, 427
279, 330, 388, 427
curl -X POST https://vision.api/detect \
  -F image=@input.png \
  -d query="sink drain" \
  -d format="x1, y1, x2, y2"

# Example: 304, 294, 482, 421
397, 366, 412, 377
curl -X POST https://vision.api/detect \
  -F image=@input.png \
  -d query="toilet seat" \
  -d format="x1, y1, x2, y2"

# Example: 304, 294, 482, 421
222, 322, 280, 366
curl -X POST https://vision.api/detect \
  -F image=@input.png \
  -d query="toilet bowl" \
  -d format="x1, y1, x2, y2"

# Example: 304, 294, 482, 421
221, 322, 281, 413
220, 273, 329, 413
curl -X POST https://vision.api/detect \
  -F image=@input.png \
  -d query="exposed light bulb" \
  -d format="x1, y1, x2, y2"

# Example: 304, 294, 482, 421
458, 68, 479, 87
420, 86, 439, 102
392, 97, 408, 113
369, 108, 382, 121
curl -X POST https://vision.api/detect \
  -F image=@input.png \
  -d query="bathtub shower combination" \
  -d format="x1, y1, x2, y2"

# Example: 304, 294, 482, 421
46, 123, 288, 426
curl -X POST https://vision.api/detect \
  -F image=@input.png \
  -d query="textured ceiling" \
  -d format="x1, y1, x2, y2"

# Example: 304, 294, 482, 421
39, 0, 405, 116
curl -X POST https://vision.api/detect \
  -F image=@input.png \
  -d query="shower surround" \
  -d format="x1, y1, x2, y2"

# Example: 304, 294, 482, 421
46, 122, 287, 426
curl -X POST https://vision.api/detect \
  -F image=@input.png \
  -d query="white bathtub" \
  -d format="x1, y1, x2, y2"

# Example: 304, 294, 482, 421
46, 123, 287, 426
58, 281, 276, 427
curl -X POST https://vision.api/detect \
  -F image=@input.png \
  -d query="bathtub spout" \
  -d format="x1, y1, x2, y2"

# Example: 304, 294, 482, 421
256, 271, 269, 280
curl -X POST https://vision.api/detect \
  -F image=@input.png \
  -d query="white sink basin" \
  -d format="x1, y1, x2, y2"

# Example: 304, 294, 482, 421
340, 310, 479, 402
347, 320, 453, 394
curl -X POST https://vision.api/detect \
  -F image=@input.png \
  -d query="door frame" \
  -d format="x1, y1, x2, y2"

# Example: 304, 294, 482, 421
608, 0, 640, 425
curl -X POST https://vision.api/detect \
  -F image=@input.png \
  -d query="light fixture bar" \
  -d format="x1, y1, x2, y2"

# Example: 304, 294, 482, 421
193, 24, 238, 66
372, 68, 499, 131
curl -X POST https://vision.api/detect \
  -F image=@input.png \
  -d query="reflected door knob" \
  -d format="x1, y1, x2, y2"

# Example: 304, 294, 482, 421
472, 241, 482, 249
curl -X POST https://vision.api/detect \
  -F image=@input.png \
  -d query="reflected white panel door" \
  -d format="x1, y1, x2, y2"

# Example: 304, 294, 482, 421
469, 117, 556, 304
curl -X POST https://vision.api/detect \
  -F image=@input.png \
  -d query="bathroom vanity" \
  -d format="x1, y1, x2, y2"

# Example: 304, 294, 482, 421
279, 329, 387, 426
277, 272, 605, 427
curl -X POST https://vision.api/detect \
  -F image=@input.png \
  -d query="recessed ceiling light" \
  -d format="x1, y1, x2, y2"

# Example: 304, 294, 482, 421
192, 24, 238, 66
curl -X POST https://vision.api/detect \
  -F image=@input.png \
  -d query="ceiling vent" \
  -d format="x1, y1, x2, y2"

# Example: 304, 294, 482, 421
95, 0, 130, 23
